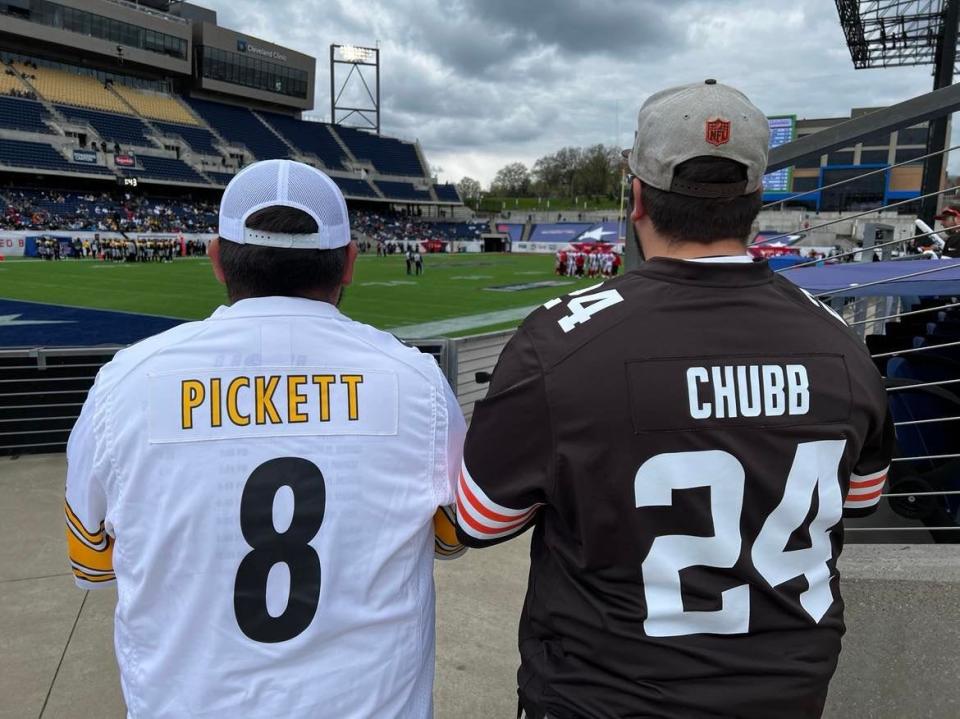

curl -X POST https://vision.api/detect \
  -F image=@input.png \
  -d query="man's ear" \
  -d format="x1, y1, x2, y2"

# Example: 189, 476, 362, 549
630, 177, 646, 222
341, 241, 359, 286
208, 237, 226, 285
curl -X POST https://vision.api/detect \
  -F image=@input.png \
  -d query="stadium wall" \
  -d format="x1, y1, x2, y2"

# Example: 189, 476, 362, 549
0, 230, 215, 257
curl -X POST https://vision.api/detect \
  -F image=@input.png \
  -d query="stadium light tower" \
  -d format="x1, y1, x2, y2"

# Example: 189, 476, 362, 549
835, 0, 960, 223
330, 44, 381, 135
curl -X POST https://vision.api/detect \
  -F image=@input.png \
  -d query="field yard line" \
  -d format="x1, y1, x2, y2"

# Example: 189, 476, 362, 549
388, 305, 538, 338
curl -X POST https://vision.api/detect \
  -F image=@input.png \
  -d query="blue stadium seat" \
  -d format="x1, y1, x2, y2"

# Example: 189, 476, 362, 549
0, 96, 53, 134
335, 126, 425, 177
259, 112, 346, 169
433, 184, 461, 202
123, 155, 206, 184
0, 139, 113, 175
185, 97, 291, 161
153, 121, 220, 155
56, 105, 153, 147
206, 171, 237, 186
332, 177, 378, 198
375, 181, 431, 201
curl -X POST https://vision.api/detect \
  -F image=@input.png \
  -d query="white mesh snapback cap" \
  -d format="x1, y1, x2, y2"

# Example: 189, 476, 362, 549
218, 159, 351, 249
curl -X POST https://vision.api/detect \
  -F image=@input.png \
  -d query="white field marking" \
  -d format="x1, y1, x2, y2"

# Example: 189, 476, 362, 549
388, 305, 539, 338
514, 271, 547, 275
358, 280, 417, 287
449, 275, 493, 280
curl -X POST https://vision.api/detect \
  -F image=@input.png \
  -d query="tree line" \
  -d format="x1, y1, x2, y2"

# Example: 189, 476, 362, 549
456, 144, 624, 202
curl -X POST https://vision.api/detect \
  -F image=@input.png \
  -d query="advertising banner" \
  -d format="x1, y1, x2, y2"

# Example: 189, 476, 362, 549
115, 154, 136, 167
72, 149, 98, 164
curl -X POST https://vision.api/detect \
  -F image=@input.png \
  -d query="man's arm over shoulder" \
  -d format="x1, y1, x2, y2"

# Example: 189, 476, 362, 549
64, 378, 115, 588
455, 327, 551, 548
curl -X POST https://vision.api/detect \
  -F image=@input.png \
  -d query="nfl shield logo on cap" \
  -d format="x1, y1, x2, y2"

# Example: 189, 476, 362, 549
705, 117, 731, 147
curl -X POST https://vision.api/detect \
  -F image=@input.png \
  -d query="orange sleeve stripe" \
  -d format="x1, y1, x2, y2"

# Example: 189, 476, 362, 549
65, 525, 113, 573
64, 500, 106, 544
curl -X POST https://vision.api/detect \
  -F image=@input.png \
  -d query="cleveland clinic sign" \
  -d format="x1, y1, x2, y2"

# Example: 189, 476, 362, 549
236, 38, 288, 63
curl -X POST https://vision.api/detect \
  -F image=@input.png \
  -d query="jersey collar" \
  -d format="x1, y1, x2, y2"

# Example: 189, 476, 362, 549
211, 296, 345, 320
636, 255, 774, 286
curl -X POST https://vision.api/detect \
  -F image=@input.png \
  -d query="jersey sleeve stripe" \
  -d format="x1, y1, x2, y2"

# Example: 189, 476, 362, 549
456, 495, 536, 540
845, 487, 883, 501
64, 500, 108, 546
843, 494, 882, 510
71, 567, 116, 583
849, 467, 888, 487
458, 463, 536, 522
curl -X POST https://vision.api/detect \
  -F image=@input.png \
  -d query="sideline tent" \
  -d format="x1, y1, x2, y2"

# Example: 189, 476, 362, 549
780, 259, 960, 297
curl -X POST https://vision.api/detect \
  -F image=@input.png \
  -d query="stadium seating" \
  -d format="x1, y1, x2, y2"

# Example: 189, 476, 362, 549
0, 67, 28, 96
112, 86, 199, 125
0, 139, 113, 174
186, 97, 291, 161
259, 111, 346, 169
433, 184, 461, 202
57, 105, 153, 147
152, 121, 220, 155
332, 176, 378, 198
123, 155, 206, 184
335, 126, 425, 177
206, 171, 237, 186
17, 63, 131, 114
375, 181, 432, 201
0, 96, 53, 134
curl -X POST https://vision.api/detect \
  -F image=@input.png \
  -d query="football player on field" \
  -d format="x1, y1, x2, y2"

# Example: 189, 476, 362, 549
456, 81, 893, 719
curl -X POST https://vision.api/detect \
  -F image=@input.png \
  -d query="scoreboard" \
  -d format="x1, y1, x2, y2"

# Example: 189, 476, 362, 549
762, 115, 796, 193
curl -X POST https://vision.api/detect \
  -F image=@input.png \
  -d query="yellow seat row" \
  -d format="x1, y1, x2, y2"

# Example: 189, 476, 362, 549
0, 67, 28, 96
113, 85, 199, 126
14, 63, 132, 115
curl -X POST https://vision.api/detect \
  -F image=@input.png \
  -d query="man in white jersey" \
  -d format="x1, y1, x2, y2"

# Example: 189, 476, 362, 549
64, 159, 466, 719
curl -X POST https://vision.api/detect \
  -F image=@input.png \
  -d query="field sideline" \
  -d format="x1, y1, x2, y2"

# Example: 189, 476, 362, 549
0, 253, 600, 337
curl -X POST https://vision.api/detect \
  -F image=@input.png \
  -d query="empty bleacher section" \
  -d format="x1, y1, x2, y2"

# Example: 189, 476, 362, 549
0, 139, 112, 175
259, 111, 346, 169
112, 86, 198, 125
0, 96, 53, 134
206, 171, 237, 187
152, 121, 219, 155
186, 97, 290, 160
16, 62, 130, 114
57, 105, 152, 146
433, 184, 461, 203
335, 125, 425, 176
123, 155, 206, 184
376, 181, 432, 202
332, 176, 378, 198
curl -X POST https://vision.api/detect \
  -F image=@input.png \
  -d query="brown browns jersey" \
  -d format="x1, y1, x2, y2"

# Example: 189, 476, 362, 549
456, 257, 893, 719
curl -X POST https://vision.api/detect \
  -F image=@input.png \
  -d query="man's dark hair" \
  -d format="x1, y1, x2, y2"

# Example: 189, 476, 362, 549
640, 156, 762, 244
218, 205, 347, 302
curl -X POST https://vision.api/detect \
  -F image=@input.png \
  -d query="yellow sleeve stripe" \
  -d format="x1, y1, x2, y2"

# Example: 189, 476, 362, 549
66, 524, 114, 573
64, 500, 107, 545
71, 567, 116, 583
433, 506, 466, 560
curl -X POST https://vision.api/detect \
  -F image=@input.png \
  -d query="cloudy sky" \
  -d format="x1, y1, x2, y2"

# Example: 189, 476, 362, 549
205, 0, 954, 186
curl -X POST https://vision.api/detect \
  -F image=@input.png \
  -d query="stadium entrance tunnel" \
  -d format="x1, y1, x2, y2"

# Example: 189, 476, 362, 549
483, 236, 507, 253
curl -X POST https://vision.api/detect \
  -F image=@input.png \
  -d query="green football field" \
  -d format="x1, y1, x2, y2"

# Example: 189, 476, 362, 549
0, 253, 599, 337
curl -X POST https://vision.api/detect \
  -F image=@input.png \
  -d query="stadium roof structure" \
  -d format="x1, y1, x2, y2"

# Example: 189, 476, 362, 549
835, 0, 954, 69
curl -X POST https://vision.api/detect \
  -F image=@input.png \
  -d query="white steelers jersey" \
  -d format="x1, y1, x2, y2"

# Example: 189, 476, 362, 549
65, 296, 465, 719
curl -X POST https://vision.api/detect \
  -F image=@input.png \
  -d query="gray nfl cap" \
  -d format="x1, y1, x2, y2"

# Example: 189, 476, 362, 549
218, 159, 351, 249
627, 79, 770, 198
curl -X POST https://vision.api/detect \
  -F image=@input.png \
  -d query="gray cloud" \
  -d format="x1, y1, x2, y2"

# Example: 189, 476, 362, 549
200, 0, 954, 184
